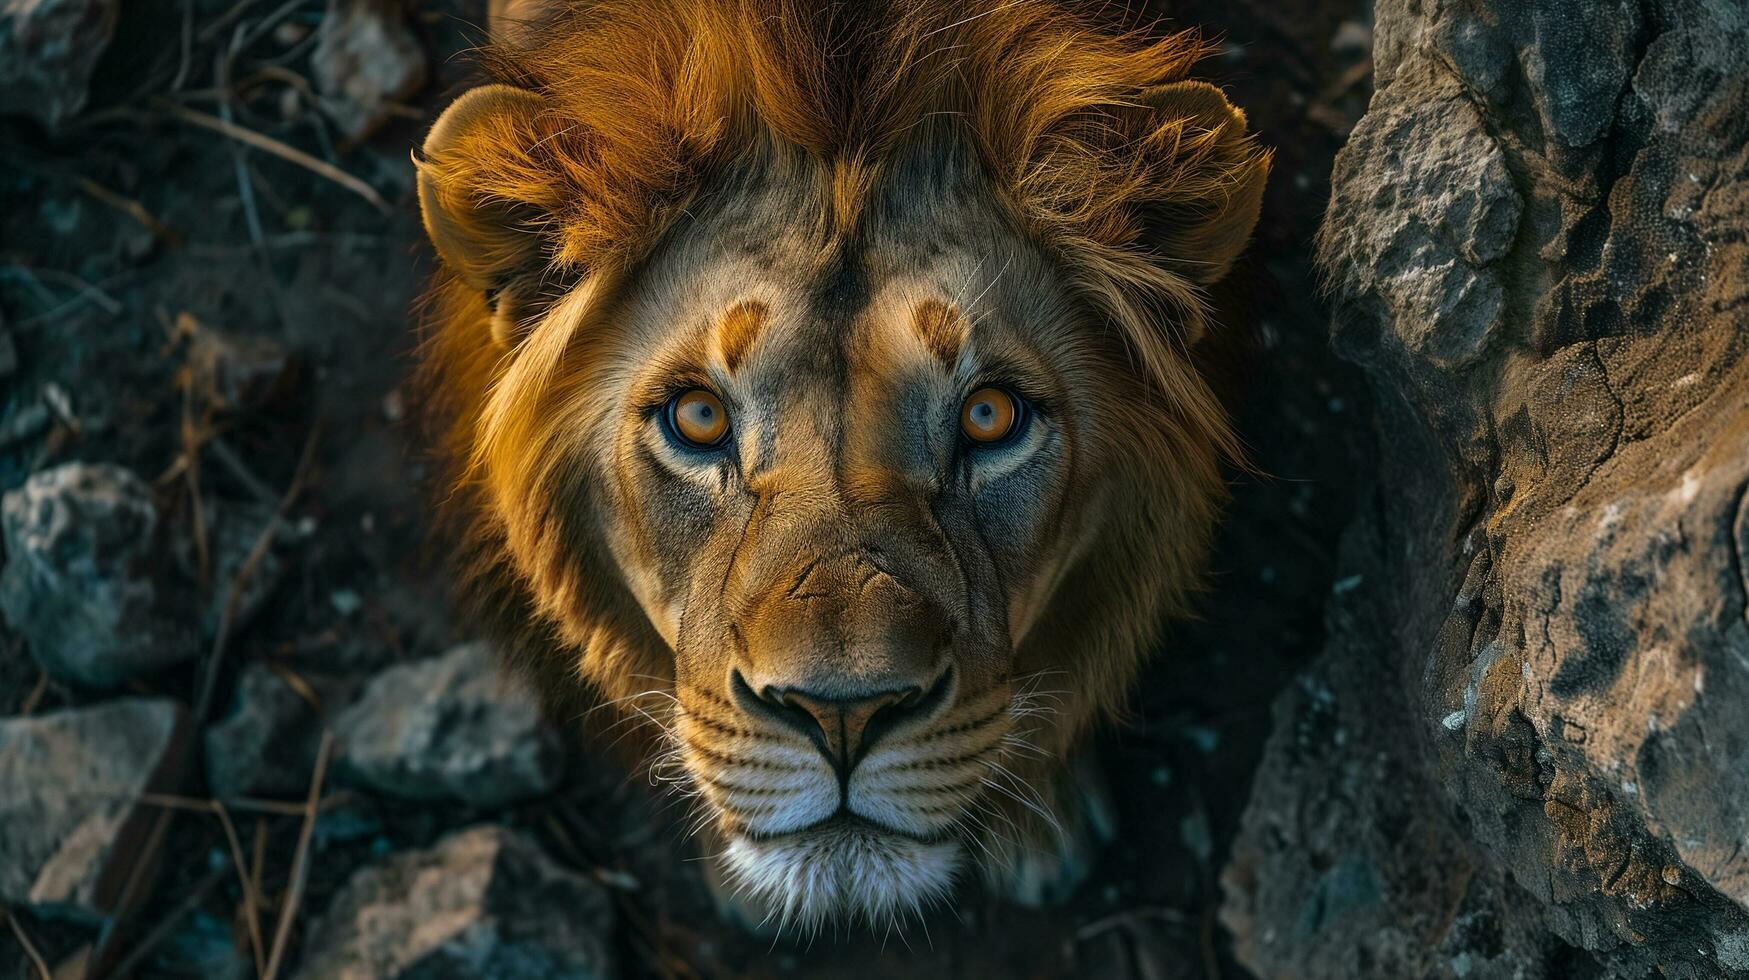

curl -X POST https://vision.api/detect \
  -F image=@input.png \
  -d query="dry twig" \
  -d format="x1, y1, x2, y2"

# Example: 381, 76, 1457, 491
3, 907, 52, 980
140, 791, 353, 818
261, 729, 333, 980
214, 801, 267, 978
153, 101, 391, 212
76, 177, 183, 245
194, 424, 321, 722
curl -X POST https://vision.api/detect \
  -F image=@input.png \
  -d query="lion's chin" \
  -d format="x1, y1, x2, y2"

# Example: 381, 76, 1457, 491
720, 819, 962, 931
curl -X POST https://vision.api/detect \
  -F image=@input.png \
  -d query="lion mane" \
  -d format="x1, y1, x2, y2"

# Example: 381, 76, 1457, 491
416, 0, 1269, 922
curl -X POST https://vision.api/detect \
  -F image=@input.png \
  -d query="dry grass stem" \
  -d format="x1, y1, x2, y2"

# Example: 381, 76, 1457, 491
260, 728, 332, 980
194, 424, 320, 722
3, 908, 52, 980
154, 101, 390, 212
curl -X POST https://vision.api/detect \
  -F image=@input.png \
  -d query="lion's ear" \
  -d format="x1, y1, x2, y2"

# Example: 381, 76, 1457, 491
1136, 80, 1271, 288
417, 84, 552, 348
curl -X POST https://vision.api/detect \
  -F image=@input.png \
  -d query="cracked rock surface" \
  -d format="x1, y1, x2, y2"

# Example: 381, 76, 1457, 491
1221, 0, 1749, 977
0, 462, 198, 688
334, 641, 567, 808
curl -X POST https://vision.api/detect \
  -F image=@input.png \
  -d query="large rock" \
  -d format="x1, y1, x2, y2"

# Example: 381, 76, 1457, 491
0, 699, 190, 922
334, 641, 566, 807
0, 0, 119, 130
1222, 0, 1749, 977
1, 462, 198, 687
293, 824, 617, 979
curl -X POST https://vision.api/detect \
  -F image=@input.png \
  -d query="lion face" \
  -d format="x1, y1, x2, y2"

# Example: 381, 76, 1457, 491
415, 0, 1268, 930
596, 160, 1106, 923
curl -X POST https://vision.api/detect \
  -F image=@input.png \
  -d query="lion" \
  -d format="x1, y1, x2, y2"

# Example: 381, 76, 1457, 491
415, 0, 1270, 931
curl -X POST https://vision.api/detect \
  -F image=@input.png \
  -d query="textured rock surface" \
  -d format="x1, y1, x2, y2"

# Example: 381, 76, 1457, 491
1222, 0, 1749, 977
0, 462, 197, 687
292, 824, 617, 980
0, 699, 189, 922
334, 641, 566, 807
0, 0, 119, 130
204, 660, 321, 800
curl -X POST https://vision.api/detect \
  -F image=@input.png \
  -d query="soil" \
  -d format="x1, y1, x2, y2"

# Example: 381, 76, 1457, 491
0, 1, 1374, 977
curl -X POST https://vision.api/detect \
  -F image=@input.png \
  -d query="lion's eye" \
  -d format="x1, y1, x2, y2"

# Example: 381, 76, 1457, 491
960, 387, 1025, 445
666, 388, 731, 448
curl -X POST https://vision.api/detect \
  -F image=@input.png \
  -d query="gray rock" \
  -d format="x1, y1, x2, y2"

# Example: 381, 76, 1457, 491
1223, 0, 1749, 976
293, 825, 616, 979
311, 0, 427, 141
204, 661, 321, 800
0, 699, 190, 922
0, 0, 120, 130
334, 642, 566, 807
0, 462, 198, 687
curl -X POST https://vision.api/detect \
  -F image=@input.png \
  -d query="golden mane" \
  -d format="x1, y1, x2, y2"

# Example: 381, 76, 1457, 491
417, 0, 1270, 737
422, 0, 1268, 432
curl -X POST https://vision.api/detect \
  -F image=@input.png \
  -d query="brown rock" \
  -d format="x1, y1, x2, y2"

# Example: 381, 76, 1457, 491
1222, 0, 1749, 976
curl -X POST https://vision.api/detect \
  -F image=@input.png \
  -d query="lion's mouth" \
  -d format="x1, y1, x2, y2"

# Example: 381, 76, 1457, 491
733, 810, 956, 846
718, 813, 964, 929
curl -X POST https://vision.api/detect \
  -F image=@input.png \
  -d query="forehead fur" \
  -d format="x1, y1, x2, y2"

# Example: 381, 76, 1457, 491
437, 0, 1267, 422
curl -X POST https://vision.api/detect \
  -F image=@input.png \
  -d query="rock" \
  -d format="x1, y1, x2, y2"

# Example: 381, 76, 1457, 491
293, 825, 617, 979
204, 661, 322, 800
311, 0, 427, 142
0, 0, 120, 130
0, 699, 190, 922
334, 642, 566, 807
0, 462, 198, 687
1223, 0, 1749, 976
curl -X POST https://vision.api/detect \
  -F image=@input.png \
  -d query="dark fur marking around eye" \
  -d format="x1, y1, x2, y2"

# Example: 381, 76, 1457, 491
911, 299, 965, 366
717, 299, 770, 373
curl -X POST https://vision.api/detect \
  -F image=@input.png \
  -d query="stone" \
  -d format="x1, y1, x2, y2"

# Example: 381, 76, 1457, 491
311, 0, 427, 141
0, 462, 198, 687
203, 661, 322, 800
0, 699, 190, 922
0, 0, 120, 130
333, 641, 567, 807
292, 824, 617, 979
1222, 0, 1749, 975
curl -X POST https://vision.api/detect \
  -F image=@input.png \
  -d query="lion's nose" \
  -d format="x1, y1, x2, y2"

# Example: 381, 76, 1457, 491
743, 677, 940, 776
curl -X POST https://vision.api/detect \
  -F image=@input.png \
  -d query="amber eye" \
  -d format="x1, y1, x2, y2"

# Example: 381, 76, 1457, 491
666, 388, 731, 448
960, 386, 1024, 445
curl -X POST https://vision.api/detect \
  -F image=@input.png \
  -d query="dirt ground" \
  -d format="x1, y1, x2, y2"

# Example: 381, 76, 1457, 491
0, 1, 1373, 977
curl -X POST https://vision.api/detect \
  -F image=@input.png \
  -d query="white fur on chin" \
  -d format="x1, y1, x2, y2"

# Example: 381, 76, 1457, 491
721, 823, 962, 932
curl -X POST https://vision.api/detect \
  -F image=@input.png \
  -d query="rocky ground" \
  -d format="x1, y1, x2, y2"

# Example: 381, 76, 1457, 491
30, 0, 1738, 978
